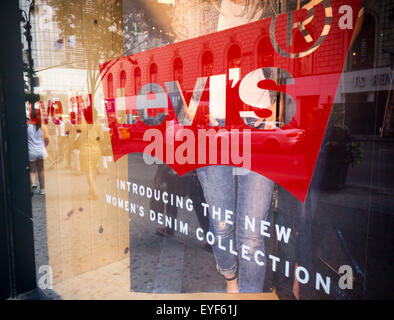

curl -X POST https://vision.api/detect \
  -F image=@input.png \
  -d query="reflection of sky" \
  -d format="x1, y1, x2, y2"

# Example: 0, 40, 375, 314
36, 67, 105, 115
38, 68, 89, 92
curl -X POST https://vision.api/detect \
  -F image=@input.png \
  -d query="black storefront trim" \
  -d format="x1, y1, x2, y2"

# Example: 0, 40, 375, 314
0, 0, 37, 299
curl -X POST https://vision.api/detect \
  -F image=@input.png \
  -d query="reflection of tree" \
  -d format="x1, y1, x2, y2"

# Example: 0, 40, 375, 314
123, 0, 173, 54
48, 0, 174, 104
48, 0, 124, 105
23, 62, 40, 104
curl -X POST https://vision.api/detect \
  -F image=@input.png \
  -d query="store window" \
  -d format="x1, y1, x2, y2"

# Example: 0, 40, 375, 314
227, 44, 241, 69
107, 73, 114, 98
173, 57, 183, 84
348, 12, 376, 71
120, 70, 127, 90
149, 63, 158, 84
12, 0, 394, 300
201, 50, 214, 77
257, 36, 274, 67
134, 66, 141, 95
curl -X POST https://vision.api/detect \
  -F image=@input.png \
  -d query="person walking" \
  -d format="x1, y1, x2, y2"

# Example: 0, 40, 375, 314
27, 116, 49, 195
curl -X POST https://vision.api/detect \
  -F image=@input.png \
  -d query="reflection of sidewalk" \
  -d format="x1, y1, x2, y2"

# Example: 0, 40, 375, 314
31, 190, 62, 300
32, 160, 130, 298
52, 258, 278, 300
32, 162, 279, 299
317, 183, 393, 299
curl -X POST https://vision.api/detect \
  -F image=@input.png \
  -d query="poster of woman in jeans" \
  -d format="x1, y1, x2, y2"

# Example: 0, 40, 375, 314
123, 0, 279, 294
112, 0, 372, 298
192, 0, 277, 293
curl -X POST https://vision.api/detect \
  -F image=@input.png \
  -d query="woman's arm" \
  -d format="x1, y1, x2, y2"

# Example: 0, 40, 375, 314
41, 124, 50, 147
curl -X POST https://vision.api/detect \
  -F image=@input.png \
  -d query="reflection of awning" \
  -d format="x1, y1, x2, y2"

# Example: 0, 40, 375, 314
287, 67, 393, 105
342, 67, 393, 93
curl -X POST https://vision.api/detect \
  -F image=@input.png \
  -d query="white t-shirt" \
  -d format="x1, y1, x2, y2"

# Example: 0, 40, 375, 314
27, 125, 45, 153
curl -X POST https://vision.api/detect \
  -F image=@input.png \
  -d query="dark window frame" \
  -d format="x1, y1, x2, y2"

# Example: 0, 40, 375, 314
0, 1, 37, 299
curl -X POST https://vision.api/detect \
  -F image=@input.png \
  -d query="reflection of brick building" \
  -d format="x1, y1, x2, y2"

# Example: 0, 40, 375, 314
105, 0, 394, 137
344, 0, 394, 136
103, 1, 348, 128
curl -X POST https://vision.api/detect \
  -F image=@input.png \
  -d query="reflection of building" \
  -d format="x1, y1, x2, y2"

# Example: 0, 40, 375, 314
104, 0, 394, 142
102, 2, 344, 127
291, 1, 394, 136
344, 1, 394, 136
289, 1, 393, 137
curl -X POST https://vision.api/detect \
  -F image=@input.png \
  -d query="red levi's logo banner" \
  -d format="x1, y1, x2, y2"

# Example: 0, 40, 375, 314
100, 0, 362, 203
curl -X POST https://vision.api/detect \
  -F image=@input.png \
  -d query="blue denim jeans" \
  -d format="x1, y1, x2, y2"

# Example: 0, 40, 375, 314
196, 118, 274, 292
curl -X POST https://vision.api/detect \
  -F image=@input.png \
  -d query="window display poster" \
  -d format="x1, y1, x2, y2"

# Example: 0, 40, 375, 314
99, 0, 393, 299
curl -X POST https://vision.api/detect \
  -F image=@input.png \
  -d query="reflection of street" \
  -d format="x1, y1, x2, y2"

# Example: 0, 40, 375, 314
31, 157, 130, 297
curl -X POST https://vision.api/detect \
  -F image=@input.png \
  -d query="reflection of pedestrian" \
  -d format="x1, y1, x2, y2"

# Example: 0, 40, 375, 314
74, 109, 103, 200
27, 117, 49, 195
97, 117, 113, 170
58, 116, 72, 168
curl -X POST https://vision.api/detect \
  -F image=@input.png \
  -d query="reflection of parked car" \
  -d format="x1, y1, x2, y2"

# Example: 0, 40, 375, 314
124, 115, 167, 142
214, 125, 305, 154
260, 127, 305, 153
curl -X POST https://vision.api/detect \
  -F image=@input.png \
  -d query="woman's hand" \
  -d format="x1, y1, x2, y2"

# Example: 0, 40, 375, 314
254, 118, 264, 128
263, 101, 277, 129
209, 115, 219, 126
